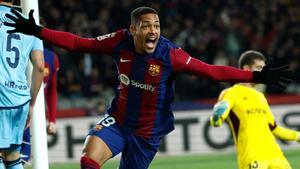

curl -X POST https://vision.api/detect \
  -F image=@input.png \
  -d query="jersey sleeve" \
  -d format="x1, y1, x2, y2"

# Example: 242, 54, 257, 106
170, 48, 253, 82
40, 28, 126, 55
31, 37, 44, 51
263, 98, 299, 141
216, 89, 234, 121
272, 125, 299, 141
46, 53, 59, 123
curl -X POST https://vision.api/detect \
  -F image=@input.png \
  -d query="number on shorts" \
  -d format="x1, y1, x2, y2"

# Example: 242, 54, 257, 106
100, 116, 116, 127
249, 161, 258, 169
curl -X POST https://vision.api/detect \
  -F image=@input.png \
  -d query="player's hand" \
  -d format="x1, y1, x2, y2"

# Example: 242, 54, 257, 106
25, 105, 34, 129
47, 122, 57, 135
210, 114, 223, 127
252, 59, 292, 90
4, 9, 42, 36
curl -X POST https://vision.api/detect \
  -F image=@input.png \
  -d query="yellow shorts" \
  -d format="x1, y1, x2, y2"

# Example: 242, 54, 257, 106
240, 157, 291, 169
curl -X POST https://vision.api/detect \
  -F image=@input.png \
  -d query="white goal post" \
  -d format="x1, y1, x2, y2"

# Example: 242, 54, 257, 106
22, 0, 49, 168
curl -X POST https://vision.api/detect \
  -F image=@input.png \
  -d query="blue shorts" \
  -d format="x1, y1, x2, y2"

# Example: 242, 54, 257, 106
20, 128, 31, 163
88, 114, 162, 169
0, 102, 29, 149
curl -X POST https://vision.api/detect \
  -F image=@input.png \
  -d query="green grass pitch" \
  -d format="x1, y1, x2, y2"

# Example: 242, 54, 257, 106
25, 149, 300, 169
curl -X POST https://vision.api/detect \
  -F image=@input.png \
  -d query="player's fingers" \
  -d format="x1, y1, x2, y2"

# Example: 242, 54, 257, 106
29, 9, 34, 20
280, 77, 292, 84
10, 8, 23, 19
280, 70, 293, 81
5, 13, 18, 22
3, 21, 16, 27
281, 70, 293, 76
48, 126, 57, 135
277, 65, 291, 72
276, 82, 287, 90
7, 29, 18, 34
47, 127, 51, 134
212, 114, 219, 121
47, 128, 56, 135
279, 76, 293, 83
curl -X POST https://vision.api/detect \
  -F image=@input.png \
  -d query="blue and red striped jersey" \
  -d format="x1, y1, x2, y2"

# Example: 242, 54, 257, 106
40, 28, 253, 138
44, 48, 59, 123
107, 30, 178, 138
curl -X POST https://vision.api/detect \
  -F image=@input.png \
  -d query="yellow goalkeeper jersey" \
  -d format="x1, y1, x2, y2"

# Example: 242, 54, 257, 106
218, 84, 284, 164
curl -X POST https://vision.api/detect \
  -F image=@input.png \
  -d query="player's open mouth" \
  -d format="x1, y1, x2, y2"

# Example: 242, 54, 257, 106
145, 38, 157, 49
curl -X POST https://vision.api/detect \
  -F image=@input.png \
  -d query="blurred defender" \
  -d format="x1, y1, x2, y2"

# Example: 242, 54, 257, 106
210, 50, 300, 169
43, 48, 60, 134
4, 6, 292, 169
0, 0, 44, 169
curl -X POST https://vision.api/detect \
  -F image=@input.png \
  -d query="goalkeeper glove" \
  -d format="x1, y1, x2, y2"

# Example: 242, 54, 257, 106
210, 101, 228, 127
4, 9, 42, 37
252, 58, 292, 90
210, 114, 223, 127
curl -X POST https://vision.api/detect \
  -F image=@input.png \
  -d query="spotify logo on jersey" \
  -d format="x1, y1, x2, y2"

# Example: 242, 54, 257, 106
119, 74, 156, 92
119, 74, 130, 86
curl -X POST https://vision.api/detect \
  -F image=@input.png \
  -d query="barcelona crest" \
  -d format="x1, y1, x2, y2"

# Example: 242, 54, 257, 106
44, 67, 50, 76
94, 124, 103, 131
148, 64, 160, 76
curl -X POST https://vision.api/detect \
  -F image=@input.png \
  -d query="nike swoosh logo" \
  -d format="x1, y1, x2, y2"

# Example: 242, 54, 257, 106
120, 58, 131, 63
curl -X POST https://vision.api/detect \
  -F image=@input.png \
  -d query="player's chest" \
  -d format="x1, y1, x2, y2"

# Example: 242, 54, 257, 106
235, 94, 268, 117
116, 52, 171, 83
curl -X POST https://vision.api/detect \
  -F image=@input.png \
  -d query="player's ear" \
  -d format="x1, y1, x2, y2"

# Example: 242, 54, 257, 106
129, 24, 136, 36
243, 65, 251, 71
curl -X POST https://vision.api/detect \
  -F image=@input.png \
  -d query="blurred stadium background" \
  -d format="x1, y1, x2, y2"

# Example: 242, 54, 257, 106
23, 0, 300, 168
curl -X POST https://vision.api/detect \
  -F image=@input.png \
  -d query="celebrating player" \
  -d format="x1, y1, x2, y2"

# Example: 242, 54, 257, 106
0, 1, 44, 169
4, 6, 292, 169
210, 50, 300, 169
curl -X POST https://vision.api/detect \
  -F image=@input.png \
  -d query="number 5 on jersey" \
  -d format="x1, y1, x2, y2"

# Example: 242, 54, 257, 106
6, 33, 21, 68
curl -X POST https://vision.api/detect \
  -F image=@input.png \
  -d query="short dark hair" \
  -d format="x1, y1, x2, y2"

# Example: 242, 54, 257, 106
238, 50, 266, 68
130, 6, 158, 25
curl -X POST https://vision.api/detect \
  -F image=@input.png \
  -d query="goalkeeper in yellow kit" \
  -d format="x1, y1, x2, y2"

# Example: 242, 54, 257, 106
210, 50, 300, 169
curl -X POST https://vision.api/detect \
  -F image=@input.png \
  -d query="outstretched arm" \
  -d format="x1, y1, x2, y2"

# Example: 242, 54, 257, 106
271, 124, 300, 142
39, 28, 123, 54
4, 9, 125, 54
170, 48, 252, 82
170, 48, 292, 89
267, 107, 299, 142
